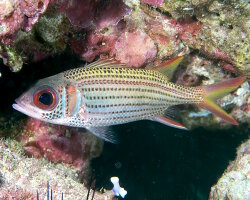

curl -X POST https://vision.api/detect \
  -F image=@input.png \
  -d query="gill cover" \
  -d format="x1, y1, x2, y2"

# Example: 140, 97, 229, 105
65, 85, 82, 117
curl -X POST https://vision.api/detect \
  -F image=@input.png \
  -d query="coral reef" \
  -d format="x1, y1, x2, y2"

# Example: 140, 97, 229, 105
0, 45, 23, 72
70, 25, 123, 62
159, 0, 250, 76
0, 139, 113, 199
142, 0, 164, 7
209, 138, 250, 200
0, 8, 71, 71
0, 0, 50, 43
7, 118, 104, 183
22, 118, 103, 164
56, 0, 131, 30
114, 29, 157, 67
0, 1, 249, 198
1, 0, 248, 75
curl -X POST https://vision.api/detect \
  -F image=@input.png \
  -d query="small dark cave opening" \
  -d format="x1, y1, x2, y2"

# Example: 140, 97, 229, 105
0, 53, 248, 200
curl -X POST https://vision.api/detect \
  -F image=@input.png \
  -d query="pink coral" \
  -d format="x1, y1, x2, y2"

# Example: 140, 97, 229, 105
70, 26, 122, 62
0, 0, 50, 42
56, 0, 96, 28
94, 0, 131, 30
219, 61, 237, 74
1, 189, 36, 199
141, 0, 164, 7
56, 0, 131, 30
114, 29, 157, 67
24, 134, 84, 168
19, 118, 103, 169
200, 47, 237, 73
174, 17, 202, 41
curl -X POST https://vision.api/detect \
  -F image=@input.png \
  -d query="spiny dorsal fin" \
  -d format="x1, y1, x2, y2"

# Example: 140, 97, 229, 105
152, 56, 184, 79
153, 106, 187, 130
86, 58, 127, 69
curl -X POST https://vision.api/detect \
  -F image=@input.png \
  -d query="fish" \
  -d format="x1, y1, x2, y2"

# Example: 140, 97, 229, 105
12, 57, 246, 143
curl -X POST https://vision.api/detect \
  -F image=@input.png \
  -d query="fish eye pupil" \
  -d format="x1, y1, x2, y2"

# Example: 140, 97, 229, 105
39, 92, 53, 106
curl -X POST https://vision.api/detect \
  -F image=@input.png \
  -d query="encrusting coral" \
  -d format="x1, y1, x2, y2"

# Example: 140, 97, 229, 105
0, 0, 249, 75
159, 0, 250, 76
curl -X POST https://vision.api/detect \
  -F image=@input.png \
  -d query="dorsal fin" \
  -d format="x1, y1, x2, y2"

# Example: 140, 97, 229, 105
86, 58, 127, 69
152, 56, 184, 79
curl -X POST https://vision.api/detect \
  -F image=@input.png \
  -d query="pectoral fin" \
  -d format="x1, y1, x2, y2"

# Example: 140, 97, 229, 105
87, 126, 118, 144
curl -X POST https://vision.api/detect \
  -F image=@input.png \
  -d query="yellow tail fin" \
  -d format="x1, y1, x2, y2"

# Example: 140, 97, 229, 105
198, 76, 246, 125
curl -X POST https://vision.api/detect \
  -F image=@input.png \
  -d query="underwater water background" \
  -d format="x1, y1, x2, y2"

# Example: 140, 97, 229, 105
0, 52, 249, 200
92, 123, 248, 200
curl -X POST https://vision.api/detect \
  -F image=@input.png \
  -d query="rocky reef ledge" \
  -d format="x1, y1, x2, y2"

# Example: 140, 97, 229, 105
209, 138, 250, 200
0, 138, 113, 199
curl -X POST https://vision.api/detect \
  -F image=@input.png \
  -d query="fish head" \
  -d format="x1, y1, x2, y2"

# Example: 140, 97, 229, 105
12, 74, 68, 124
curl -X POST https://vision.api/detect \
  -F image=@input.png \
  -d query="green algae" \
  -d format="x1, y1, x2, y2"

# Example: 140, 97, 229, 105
0, 45, 23, 72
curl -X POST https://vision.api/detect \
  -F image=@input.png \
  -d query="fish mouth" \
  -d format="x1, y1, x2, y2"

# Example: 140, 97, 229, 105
12, 100, 41, 119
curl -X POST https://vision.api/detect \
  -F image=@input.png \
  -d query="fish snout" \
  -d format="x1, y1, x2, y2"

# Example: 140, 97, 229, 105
12, 93, 42, 119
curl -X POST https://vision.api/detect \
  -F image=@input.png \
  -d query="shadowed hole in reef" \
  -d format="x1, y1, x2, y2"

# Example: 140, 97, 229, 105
91, 121, 249, 200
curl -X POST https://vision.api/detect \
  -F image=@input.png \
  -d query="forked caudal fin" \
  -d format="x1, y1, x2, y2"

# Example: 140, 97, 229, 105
197, 76, 246, 125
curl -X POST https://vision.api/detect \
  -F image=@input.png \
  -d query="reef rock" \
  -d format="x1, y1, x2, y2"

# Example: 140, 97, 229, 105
115, 29, 157, 67
209, 138, 250, 200
141, 0, 164, 7
19, 118, 103, 178
160, 0, 250, 76
0, 139, 113, 199
0, 0, 50, 41
56, 0, 131, 29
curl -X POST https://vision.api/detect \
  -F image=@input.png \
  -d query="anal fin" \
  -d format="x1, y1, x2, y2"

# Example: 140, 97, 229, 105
154, 116, 187, 130
153, 106, 187, 130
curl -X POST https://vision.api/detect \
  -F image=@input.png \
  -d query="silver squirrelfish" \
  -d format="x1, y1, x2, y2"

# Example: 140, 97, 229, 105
13, 57, 245, 142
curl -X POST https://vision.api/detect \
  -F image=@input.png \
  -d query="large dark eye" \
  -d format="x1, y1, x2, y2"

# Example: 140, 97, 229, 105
33, 88, 58, 110
39, 92, 53, 106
